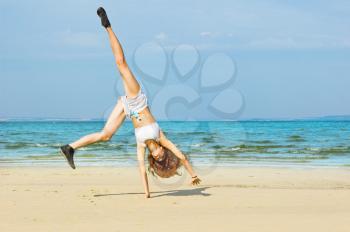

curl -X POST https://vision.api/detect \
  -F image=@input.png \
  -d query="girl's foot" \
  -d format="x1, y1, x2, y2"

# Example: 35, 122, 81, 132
97, 7, 111, 28
60, 144, 76, 169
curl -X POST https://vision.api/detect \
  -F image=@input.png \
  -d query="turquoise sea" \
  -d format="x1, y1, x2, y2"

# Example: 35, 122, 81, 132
1, 120, 350, 167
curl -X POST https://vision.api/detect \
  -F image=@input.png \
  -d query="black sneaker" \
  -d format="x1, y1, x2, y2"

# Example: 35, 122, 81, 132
60, 144, 76, 169
97, 7, 111, 28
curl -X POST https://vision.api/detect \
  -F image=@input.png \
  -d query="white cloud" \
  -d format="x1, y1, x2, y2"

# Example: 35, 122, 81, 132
194, 31, 350, 50
189, 1, 350, 50
200, 31, 212, 37
248, 37, 298, 49
200, 31, 222, 38
246, 33, 350, 49
59, 29, 101, 47
154, 32, 168, 41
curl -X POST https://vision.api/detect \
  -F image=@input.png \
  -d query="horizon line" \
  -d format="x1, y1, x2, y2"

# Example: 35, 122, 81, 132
1, 114, 350, 122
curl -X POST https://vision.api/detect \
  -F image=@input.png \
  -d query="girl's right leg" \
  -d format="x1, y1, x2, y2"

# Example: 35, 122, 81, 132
105, 27, 141, 98
69, 99, 125, 150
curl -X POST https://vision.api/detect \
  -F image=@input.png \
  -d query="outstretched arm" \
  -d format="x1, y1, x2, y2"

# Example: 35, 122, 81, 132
137, 144, 150, 198
158, 131, 201, 185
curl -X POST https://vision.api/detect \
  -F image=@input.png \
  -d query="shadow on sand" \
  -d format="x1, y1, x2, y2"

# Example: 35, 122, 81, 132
93, 186, 211, 198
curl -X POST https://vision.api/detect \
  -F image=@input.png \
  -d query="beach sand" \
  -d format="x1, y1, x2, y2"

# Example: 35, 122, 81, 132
1, 166, 350, 232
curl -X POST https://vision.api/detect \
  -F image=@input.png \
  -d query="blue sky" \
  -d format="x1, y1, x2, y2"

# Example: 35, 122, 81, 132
1, 0, 350, 120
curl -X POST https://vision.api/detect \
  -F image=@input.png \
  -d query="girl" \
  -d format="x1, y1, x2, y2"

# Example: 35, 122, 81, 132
60, 7, 201, 198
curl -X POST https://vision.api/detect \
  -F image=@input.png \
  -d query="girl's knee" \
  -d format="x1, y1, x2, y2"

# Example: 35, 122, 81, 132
100, 131, 112, 141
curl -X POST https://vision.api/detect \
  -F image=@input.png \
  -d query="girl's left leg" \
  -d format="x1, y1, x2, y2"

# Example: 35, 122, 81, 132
69, 99, 125, 150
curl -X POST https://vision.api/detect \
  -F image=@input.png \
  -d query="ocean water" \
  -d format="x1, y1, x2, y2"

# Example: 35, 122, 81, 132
1, 120, 350, 167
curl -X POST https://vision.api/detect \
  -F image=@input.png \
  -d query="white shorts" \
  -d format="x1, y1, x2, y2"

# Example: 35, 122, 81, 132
120, 89, 148, 119
135, 122, 161, 147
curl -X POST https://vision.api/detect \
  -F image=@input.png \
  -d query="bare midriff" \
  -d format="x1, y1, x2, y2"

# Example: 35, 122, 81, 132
131, 107, 157, 128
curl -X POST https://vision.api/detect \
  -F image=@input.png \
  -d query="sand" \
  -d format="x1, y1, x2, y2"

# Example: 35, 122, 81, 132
1, 165, 350, 232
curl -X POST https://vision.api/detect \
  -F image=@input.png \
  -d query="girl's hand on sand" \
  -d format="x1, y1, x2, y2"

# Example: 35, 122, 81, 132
191, 176, 201, 186
145, 193, 150, 198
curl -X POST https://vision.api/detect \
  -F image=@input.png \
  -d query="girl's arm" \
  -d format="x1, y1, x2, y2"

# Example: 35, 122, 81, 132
137, 144, 150, 198
158, 131, 201, 185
